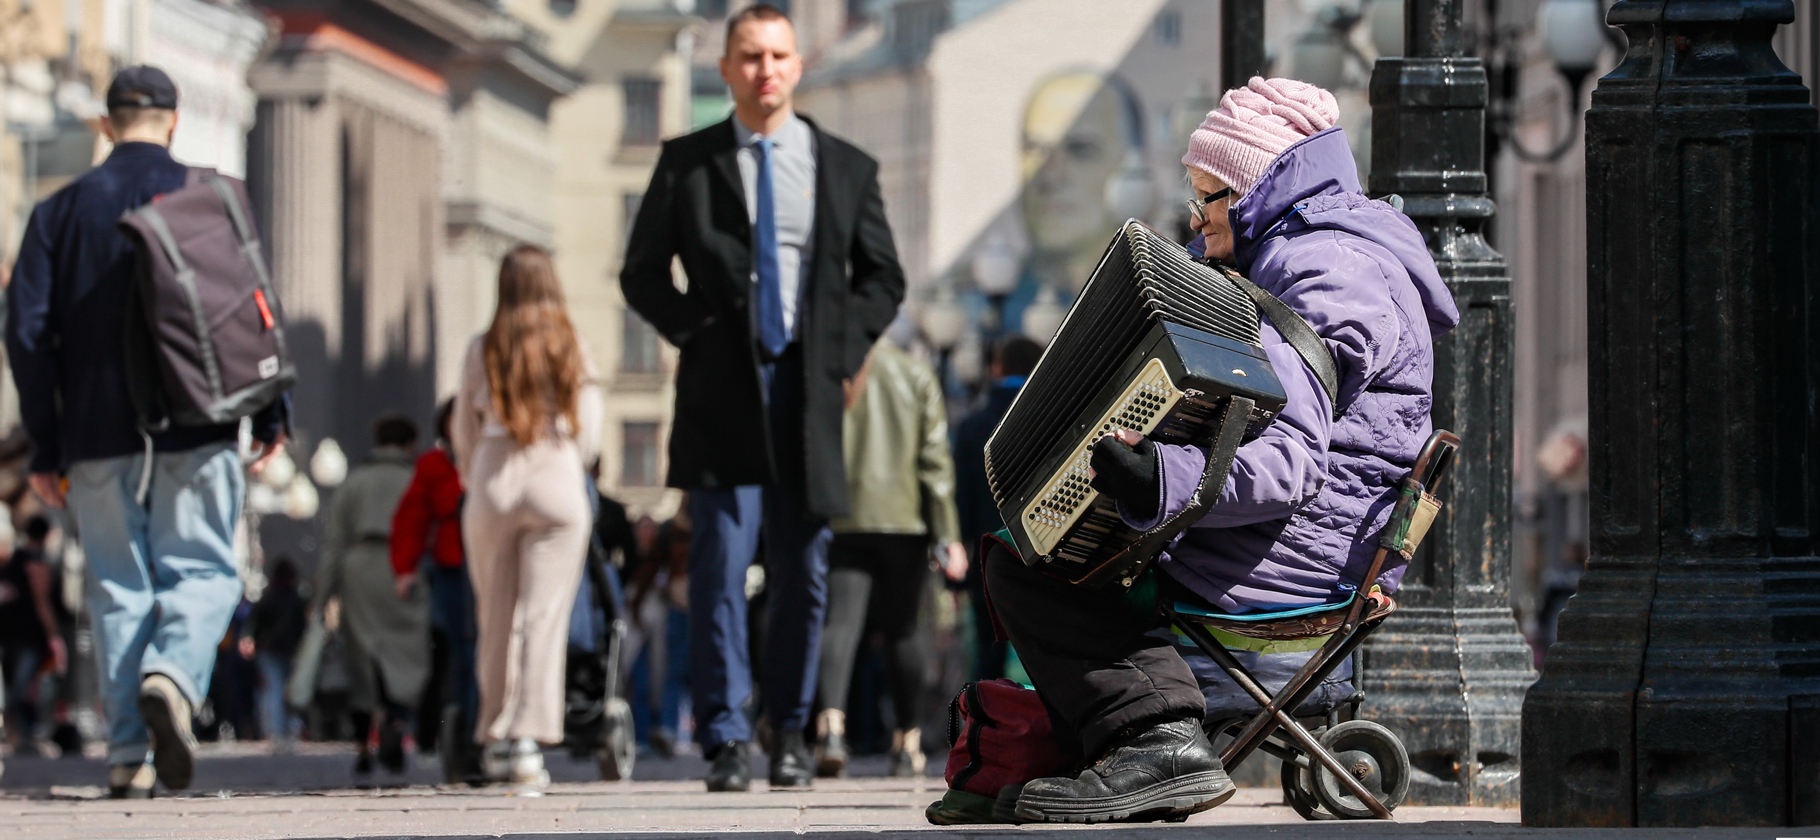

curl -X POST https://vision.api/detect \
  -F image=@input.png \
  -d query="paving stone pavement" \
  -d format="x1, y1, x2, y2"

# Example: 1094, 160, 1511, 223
0, 744, 1798, 839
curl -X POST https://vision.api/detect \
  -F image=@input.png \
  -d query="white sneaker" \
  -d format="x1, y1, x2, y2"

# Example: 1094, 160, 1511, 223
509, 738, 549, 793
481, 740, 512, 783
138, 674, 196, 791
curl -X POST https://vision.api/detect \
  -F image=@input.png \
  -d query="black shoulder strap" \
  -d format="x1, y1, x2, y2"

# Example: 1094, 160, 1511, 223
1222, 268, 1342, 416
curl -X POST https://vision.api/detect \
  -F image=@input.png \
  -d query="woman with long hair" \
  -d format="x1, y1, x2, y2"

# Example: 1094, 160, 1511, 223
451, 244, 602, 791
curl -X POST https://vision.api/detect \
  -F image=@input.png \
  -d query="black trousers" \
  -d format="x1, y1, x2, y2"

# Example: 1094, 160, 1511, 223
818, 533, 931, 729
982, 543, 1203, 759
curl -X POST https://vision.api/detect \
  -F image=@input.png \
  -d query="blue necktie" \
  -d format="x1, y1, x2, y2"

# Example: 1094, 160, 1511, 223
754, 137, 788, 357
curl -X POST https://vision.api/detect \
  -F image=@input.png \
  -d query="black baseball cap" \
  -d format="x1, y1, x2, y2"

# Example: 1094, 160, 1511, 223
106, 66, 178, 110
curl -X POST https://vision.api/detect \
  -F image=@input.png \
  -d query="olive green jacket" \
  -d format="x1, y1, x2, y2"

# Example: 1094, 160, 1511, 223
830, 339, 960, 542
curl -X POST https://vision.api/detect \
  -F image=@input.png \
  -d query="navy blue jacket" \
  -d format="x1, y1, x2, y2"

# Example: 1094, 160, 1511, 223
953, 380, 1022, 558
7, 142, 286, 474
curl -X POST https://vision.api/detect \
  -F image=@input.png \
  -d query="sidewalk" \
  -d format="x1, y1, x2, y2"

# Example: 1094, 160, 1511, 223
0, 744, 1791, 839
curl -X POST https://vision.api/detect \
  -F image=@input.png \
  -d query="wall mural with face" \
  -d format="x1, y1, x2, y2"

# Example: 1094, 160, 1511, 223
1017, 68, 1150, 295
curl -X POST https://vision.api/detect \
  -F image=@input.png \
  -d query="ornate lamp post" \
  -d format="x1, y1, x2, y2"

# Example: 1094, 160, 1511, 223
1361, 0, 1536, 808
971, 238, 1021, 335
1521, 0, 1820, 826
918, 286, 967, 390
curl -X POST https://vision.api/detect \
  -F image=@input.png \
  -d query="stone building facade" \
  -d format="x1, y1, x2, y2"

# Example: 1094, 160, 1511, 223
245, 0, 574, 468
505, 0, 695, 519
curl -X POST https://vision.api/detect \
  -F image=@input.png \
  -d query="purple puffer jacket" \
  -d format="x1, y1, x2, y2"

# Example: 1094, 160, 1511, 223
1126, 127, 1459, 613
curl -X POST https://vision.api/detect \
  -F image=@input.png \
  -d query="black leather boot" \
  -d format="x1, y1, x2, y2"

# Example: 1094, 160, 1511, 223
1014, 719, 1235, 824
768, 730, 814, 789
705, 741, 751, 792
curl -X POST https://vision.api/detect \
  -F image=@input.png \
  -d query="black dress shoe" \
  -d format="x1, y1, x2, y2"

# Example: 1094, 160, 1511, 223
705, 741, 751, 792
1014, 718, 1235, 824
768, 730, 814, 789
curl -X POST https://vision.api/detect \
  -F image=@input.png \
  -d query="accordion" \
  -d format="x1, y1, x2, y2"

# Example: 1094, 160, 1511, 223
985, 221, 1291, 588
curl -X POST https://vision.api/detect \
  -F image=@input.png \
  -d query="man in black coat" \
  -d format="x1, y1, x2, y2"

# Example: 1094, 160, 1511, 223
620, 4, 904, 792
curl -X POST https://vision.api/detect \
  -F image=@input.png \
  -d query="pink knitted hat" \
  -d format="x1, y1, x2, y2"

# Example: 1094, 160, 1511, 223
1182, 77, 1341, 199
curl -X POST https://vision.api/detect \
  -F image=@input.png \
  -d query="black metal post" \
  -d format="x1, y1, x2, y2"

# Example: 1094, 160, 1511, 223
1220, 0, 1265, 92
1520, 0, 1820, 827
1360, 0, 1535, 809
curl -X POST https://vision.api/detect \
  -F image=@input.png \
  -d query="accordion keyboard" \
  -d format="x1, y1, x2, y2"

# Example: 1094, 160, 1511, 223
1022, 358, 1184, 555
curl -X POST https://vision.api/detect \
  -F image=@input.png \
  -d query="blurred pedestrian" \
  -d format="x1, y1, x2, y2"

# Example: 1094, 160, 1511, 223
453, 244, 602, 793
391, 399, 480, 781
1, 512, 65, 755
247, 557, 307, 748
619, 3, 905, 791
950, 337, 1041, 680
627, 515, 689, 755
5, 66, 290, 797
316, 414, 428, 777
206, 599, 259, 741
814, 337, 963, 778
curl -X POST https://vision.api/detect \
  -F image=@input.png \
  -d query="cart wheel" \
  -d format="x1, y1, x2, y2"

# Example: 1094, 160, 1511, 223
1311, 720, 1409, 819
1279, 757, 1336, 820
597, 698, 636, 781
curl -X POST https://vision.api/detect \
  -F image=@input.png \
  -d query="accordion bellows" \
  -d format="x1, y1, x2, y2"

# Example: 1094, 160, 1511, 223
986, 221, 1291, 586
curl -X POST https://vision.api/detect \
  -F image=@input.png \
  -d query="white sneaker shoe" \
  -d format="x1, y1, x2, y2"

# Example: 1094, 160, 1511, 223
138, 674, 197, 791
481, 740, 512, 783
509, 738, 549, 794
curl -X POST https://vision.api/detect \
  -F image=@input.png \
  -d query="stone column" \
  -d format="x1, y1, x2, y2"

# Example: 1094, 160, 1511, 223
1521, 0, 1820, 827
1360, 0, 1536, 809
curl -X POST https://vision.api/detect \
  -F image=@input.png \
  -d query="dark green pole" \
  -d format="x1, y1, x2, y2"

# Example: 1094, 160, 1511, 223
1361, 0, 1535, 809
1521, 0, 1820, 826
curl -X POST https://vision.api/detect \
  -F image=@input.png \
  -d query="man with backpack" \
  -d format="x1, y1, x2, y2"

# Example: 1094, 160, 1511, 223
6, 66, 289, 798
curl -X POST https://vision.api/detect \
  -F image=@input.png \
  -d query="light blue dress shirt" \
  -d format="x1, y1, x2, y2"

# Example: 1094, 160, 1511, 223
733, 113, 817, 340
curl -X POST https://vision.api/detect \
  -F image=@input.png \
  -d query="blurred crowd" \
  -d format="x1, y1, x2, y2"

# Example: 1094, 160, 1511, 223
0, 330, 1047, 786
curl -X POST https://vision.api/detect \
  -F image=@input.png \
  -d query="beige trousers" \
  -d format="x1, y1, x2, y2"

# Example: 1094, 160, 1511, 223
462, 436, 591, 745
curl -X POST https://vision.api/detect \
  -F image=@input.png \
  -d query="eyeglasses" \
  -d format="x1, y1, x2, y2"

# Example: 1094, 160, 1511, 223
1185, 187, 1234, 225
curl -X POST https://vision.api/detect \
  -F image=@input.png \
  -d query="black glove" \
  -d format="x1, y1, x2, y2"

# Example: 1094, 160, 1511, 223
1089, 434, 1160, 522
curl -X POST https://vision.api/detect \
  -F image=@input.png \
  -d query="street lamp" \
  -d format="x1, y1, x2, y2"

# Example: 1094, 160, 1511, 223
919, 285, 968, 392
971, 237, 1021, 333
1021, 285, 1067, 344
1105, 151, 1157, 223
1492, 0, 1610, 163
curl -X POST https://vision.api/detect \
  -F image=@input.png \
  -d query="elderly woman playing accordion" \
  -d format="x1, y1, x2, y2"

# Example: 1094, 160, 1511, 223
983, 77, 1461, 824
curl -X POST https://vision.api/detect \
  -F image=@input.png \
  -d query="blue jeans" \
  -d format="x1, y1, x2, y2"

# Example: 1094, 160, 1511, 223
255, 651, 299, 741
426, 564, 478, 722
67, 441, 244, 766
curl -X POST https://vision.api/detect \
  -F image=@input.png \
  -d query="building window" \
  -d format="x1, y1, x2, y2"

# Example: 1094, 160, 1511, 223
622, 422, 661, 487
691, 66, 732, 130
1155, 10, 1181, 47
698, 0, 728, 16
622, 78, 662, 147
621, 306, 661, 374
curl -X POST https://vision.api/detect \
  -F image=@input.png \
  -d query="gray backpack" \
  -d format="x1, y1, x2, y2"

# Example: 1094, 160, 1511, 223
119, 168, 295, 431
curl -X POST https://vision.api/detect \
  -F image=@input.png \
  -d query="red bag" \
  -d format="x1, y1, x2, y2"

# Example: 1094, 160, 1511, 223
928, 679, 1077, 824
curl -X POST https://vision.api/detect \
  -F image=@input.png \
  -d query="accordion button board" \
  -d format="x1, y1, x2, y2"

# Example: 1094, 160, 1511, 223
1023, 357, 1182, 556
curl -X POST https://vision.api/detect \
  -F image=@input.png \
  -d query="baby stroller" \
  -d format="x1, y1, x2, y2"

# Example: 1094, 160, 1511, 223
564, 520, 637, 781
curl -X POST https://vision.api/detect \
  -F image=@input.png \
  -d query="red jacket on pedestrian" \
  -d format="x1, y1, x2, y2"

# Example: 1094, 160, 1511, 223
391, 446, 464, 576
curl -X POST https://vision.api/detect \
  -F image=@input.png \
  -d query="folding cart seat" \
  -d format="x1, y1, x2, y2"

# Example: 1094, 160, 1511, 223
1160, 430, 1460, 820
